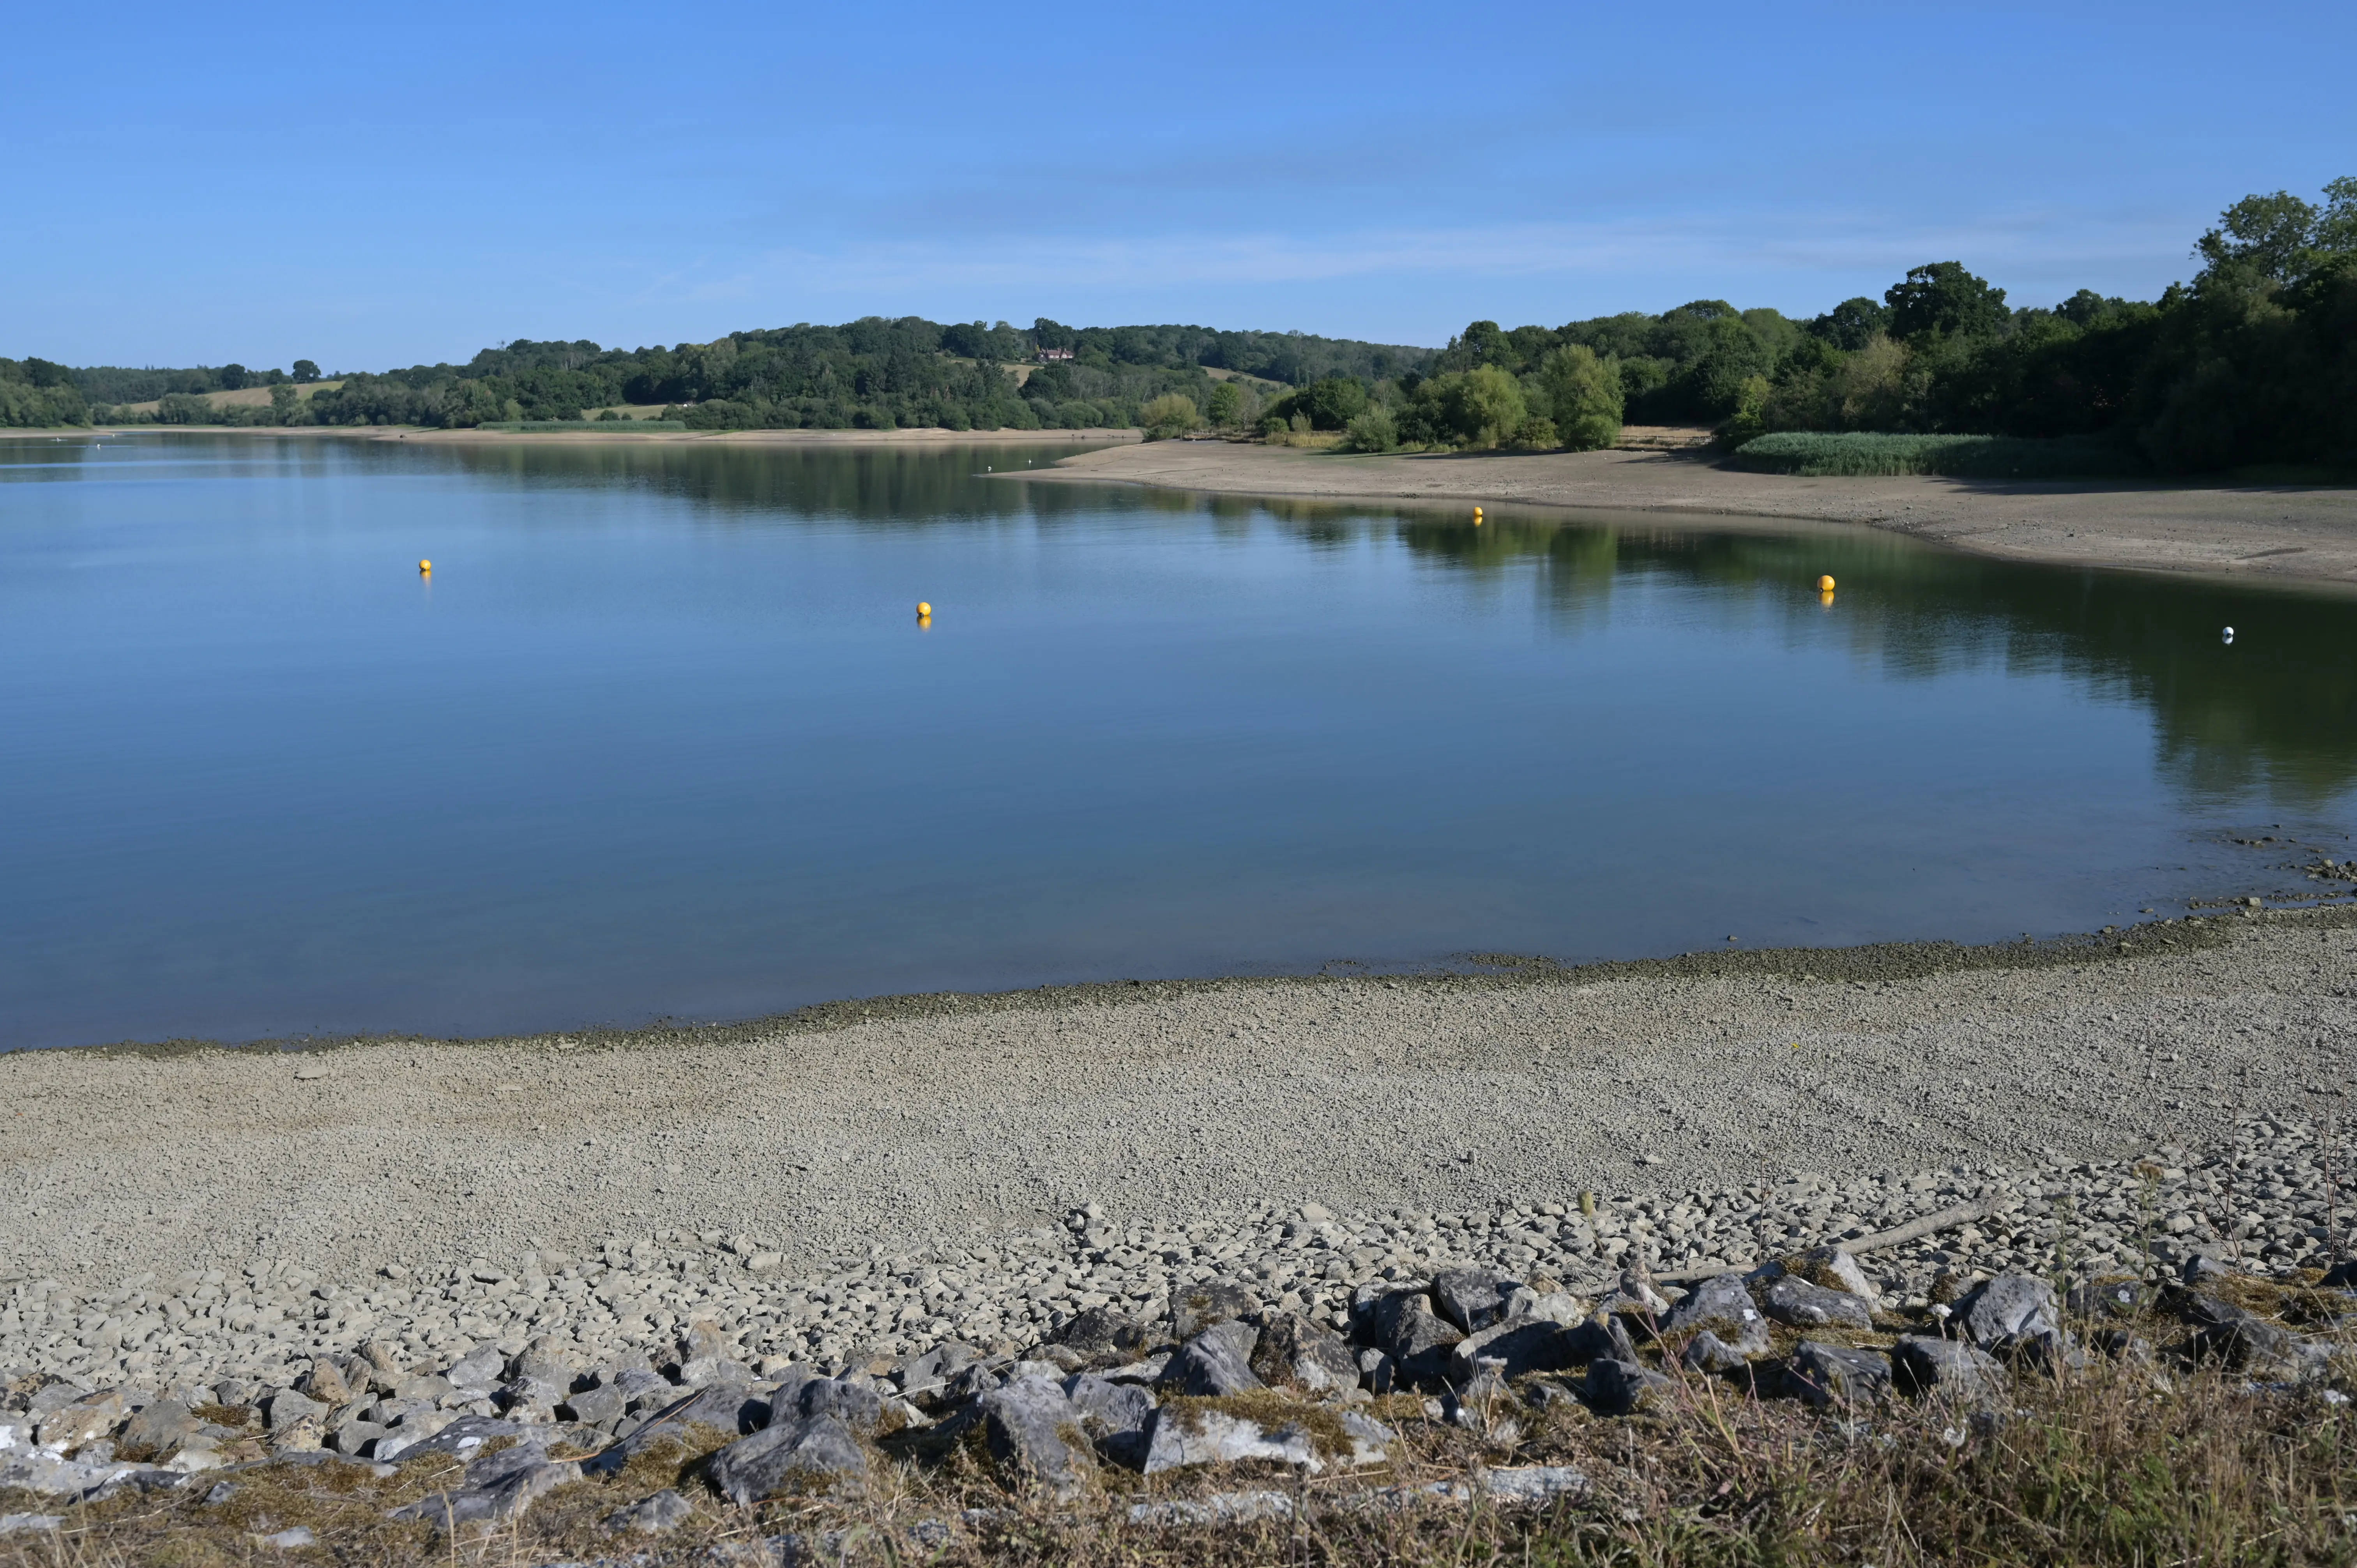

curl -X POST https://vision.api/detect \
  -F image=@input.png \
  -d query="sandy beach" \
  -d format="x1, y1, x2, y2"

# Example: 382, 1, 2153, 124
1014, 440, 2357, 590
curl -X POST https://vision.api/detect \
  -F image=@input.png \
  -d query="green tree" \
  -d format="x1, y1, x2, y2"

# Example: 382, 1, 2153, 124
1532, 344, 1624, 450
1139, 392, 1200, 440
1298, 376, 1368, 429
291, 359, 320, 383
1885, 263, 2008, 342
1436, 365, 1528, 448
1206, 381, 1243, 428
1809, 297, 1889, 350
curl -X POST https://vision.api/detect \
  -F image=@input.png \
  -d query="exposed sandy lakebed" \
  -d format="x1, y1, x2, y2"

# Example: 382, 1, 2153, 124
1012, 440, 2357, 590
5, 913, 2353, 1301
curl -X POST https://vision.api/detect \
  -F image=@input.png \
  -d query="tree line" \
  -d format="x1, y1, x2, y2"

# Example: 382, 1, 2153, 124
12, 179, 2352, 469
1259, 177, 2352, 470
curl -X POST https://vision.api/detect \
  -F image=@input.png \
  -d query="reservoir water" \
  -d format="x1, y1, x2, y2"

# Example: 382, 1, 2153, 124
3, 433, 2352, 1050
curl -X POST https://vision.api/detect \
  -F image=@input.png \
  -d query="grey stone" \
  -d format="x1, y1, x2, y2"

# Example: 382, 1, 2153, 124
580, 1383, 769, 1475
794, 1377, 885, 1434
296, 1358, 352, 1406
1368, 1290, 1463, 1384
1891, 1335, 2007, 1400
0, 1515, 61, 1539
376, 1414, 536, 1464
706, 1414, 869, 1504
1763, 1276, 1874, 1331
1139, 1405, 1389, 1474
2067, 1280, 2143, 1319
1663, 1274, 1770, 1353
605, 1487, 693, 1534
1170, 1282, 1260, 1341
1061, 1374, 1156, 1442
36, 1390, 126, 1449
1954, 1274, 2059, 1349
117, 1399, 200, 1462
2192, 1315, 2326, 1379
1356, 1347, 1395, 1394
1051, 1307, 1151, 1366
27, 1384, 89, 1418
1433, 1266, 1523, 1334
1479, 1465, 1589, 1504
1562, 1309, 1643, 1366
1127, 1490, 1294, 1525
1450, 1316, 1578, 1381
1787, 1342, 1893, 1407
258, 1526, 316, 1549
972, 1379, 1095, 1498
443, 1344, 505, 1392
387, 1458, 580, 1536
559, 1384, 625, 1427
1584, 1358, 1671, 1415
1250, 1312, 1359, 1393
1162, 1321, 1264, 1397
1679, 1330, 1751, 1374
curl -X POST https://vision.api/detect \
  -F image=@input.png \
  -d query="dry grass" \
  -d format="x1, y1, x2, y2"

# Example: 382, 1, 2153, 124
5, 1351, 2353, 1567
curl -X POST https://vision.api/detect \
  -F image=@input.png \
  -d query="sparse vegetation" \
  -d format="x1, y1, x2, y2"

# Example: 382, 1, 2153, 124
1731, 431, 2151, 478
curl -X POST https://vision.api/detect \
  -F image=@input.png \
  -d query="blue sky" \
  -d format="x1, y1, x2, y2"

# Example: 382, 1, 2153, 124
8, 0, 2353, 370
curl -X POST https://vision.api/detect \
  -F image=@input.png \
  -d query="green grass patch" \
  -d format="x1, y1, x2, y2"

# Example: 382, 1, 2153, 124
1733, 430, 2148, 479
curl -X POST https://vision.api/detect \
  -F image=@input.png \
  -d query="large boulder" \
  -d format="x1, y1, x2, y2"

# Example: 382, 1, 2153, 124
1953, 1274, 2059, 1349
1140, 1406, 1390, 1475
1171, 1282, 1260, 1342
1432, 1267, 1524, 1334
1786, 1342, 1892, 1407
705, 1414, 868, 1504
1061, 1373, 1156, 1466
1662, 1275, 1770, 1354
1363, 1289, 1463, 1386
388, 1459, 581, 1538
1249, 1313, 1359, 1393
1890, 1335, 2007, 1400
1450, 1317, 1579, 1381
1161, 1322, 1263, 1397
1051, 1308, 1152, 1368
792, 1378, 885, 1434
969, 1377, 1096, 1498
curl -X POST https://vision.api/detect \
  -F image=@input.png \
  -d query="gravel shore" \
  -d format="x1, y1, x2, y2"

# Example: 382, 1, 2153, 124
4, 908, 2353, 1391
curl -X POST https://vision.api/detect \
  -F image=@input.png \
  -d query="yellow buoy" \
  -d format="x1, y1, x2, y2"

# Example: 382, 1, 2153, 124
1473, 506, 1484, 526
915, 601, 932, 618
418, 559, 431, 574
1816, 574, 1835, 592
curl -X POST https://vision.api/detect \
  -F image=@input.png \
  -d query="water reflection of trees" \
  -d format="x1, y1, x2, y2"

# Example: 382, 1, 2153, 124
1368, 503, 2357, 810
371, 443, 2357, 809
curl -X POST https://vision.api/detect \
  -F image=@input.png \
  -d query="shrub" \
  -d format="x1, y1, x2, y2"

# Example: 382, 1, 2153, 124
1342, 408, 1398, 452
1140, 393, 1201, 440
1508, 414, 1559, 449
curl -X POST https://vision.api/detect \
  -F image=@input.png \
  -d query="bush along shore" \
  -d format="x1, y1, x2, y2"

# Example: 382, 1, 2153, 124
5, 1112, 2357, 1560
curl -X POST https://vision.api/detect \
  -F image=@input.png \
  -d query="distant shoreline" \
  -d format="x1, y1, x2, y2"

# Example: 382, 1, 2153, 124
14, 424, 1143, 448
1008, 440, 2357, 591
18, 423, 2357, 588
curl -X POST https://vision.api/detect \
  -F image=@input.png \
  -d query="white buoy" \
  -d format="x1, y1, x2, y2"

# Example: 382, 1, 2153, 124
2223, 626, 2236, 643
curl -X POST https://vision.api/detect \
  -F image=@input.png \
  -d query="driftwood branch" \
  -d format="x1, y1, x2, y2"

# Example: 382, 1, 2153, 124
1649, 1197, 1994, 1285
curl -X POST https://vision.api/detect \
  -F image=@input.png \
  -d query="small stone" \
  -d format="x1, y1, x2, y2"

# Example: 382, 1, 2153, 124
1679, 1330, 1751, 1374
970, 1377, 1096, 1498
0, 1515, 61, 1538
605, 1487, 693, 1534
259, 1526, 316, 1549
1763, 1276, 1875, 1331
117, 1399, 200, 1462
1584, 1358, 1671, 1415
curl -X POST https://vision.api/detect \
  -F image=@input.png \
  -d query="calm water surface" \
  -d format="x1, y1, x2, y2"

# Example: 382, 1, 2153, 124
4, 433, 2352, 1049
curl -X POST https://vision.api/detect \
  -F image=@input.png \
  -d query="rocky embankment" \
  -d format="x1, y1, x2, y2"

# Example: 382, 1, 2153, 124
3, 1113, 2351, 1522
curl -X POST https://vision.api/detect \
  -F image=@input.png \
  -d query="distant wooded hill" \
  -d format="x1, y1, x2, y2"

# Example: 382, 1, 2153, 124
19, 320, 1435, 438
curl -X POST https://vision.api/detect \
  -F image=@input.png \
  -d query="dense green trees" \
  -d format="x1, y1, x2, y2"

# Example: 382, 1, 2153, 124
0, 357, 88, 427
